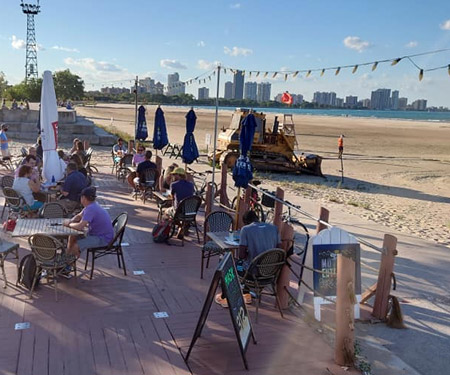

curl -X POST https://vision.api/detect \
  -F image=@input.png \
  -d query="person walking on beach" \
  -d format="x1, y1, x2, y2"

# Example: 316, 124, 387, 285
338, 134, 344, 159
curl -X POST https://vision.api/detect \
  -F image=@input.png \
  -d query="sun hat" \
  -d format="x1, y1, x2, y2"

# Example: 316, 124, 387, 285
81, 187, 97, 199
171, 167, 186, 176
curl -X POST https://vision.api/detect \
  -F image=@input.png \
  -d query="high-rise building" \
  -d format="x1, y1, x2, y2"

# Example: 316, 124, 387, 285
244, 82, 257, 101
411, 99, 427, 111
370, 89, 391, 110
198, 87, 209, 100
257, 82, 271, 102
224, 81, 233, 99
391, 90, 399, 110
275, 93, 303, 105
345, 96, 358, 108
398, 97, 408, 110
361, 99, 371, 108
232, 70, 244, 99
313, 92, 337, 106
166, 72, 185, 96
335, 98, 344, 108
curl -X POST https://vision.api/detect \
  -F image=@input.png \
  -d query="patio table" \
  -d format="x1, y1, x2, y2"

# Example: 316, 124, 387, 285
153, 191, 173, 221
206, 231, 240, 253
11, 218, 84, 238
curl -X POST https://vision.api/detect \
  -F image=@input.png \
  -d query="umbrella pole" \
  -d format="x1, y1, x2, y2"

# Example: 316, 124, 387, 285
234, 187, 241, 230
210, 65, 221, 210
134, 75, 138, 142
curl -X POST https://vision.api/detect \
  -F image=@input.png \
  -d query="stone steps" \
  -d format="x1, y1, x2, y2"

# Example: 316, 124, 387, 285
1, 108, 116, 146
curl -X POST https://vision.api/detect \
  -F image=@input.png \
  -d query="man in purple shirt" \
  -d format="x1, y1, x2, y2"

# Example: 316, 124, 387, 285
64, 187, 114, 258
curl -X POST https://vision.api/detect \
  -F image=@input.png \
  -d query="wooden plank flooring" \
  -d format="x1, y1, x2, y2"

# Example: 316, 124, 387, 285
0, 168, 357, 375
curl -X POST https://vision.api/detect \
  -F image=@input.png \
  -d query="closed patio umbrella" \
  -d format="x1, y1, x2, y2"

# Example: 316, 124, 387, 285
135, 105, 148, 141
152, 106, 169, 152
40, 71, 64, 183
181, 109, 199, 165
232, 113, 257, 228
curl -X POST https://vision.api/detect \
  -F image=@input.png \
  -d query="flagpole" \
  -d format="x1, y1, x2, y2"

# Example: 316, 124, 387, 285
134, 75, 138, 144
210, 65, 221, 210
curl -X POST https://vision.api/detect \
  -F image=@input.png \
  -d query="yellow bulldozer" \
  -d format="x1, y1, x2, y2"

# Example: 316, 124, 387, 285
209, 108, 323, 176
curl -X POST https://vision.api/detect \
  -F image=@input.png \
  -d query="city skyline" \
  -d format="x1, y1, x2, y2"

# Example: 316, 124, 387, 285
3, 1, 448, 106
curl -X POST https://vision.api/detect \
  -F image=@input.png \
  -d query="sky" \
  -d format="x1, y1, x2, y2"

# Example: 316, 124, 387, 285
1, 0, 450, 107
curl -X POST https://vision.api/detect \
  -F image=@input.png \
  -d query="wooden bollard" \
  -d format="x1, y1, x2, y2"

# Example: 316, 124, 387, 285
372, 234, 397, 320
316, 206, 329, 234
273, 187, 284, 229
220, 163, 230, 208
335, 254, 355, 366
83, 140, 89, 151
205, 182, 212, 217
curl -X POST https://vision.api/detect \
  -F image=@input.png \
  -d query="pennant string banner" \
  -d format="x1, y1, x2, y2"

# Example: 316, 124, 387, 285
84, 48, 449, 88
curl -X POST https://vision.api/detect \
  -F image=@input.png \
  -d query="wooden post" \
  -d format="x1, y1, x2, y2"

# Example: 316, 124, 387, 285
205, 182, 212, 217
335, 254, 355, 366
316, 206, 329, 234
372, 234, 397, 320
155, 156, 162, 174
273, 187, 284, 229
220, 163, 230, 208
128, 140, 135, 154
83, 140, 89, 151
277, 221, 294, 309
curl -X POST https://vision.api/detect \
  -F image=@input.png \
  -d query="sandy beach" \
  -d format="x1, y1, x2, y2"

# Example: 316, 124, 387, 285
73, 104, 450, 246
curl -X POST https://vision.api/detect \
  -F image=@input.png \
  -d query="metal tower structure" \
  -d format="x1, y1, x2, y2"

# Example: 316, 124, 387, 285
20, 0, 40, 82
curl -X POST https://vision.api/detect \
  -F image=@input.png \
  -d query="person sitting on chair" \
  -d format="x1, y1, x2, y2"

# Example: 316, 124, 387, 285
112, 138, 128, 163
59, 162, 87, 213
12, 165, 44, 212
0, 123, 10, 158
164, 167, 194, 217
160, 163, 178, 192
215, 210, 282, 308
128, 150, 158, 190
64, 187, 114, 258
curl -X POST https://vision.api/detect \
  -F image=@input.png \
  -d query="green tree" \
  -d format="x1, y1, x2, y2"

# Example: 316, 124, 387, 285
53, 69, 84, 100
0, 72, 8, 98
4, 78, 42, 101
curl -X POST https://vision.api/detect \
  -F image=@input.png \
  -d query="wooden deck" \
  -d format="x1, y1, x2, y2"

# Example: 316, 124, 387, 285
0, 167, 357, 375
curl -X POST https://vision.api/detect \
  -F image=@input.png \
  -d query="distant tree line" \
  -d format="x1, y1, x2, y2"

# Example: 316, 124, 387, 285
1, 70, 84, 102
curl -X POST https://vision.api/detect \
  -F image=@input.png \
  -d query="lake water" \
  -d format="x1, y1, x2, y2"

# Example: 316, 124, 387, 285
191, 106, 450, 122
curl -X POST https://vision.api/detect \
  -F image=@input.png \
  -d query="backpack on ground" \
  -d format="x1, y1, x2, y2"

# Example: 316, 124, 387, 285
152, 220, 174, 243
18, 254, 39, 290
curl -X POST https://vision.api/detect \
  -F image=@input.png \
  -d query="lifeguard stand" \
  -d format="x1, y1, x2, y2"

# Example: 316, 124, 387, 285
280, 114, 299, 150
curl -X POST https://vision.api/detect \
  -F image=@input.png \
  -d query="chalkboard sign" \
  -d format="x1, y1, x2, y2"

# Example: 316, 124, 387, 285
313, 243, 361, 297
185, 252, 256, 369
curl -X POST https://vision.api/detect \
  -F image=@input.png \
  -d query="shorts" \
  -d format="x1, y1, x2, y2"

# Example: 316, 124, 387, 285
23, 201, 44, 211
164, 206, 176, 218
1, 149, 10, 157
76, 235, 107, 252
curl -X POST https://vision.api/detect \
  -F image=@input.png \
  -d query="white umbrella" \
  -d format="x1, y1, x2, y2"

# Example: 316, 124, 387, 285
40, 71, 64, 183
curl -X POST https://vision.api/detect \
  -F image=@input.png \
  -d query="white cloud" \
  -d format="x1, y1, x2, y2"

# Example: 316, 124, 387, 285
65, 57, 124, 72
440, 19, 450, 30
405, 41, 418, 48
343, 36, 370, 52
63, 57, 134, 85
230, 3, 241, 9
197, 59, 220, 70
160, 59, 187, 70
197, 41, 206, 47
11, 35, 25, 49
52, 45, 79, 53
224, 46, 253, 56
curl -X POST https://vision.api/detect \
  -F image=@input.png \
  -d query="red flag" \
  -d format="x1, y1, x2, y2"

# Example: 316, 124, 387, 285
281, 92, 293, 105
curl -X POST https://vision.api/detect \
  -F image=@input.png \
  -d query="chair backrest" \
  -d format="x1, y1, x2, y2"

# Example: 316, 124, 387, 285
120, 154, 133, 167
140, 168, 157, 186
2, 187, 25, 209
28, 234, 64, 262
39, 202, 67, 218
246, 248, 286, 282
1, 175, 14, 188
108, 212, 128, 247
174, 195, 202, 221
205, 211, 233, 233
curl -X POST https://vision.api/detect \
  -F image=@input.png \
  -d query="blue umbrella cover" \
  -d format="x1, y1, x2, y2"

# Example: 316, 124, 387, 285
153, 107, 169, 150
136, 105, 148, 141
233, 113, 257, 188
182, 109, 199, 164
